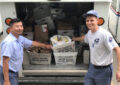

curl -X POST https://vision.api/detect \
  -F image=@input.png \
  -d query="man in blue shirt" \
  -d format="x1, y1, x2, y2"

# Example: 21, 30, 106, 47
0, 18, 51, 85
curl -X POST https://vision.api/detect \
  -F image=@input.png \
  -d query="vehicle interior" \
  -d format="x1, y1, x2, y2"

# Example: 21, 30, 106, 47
15, 2, 93, 77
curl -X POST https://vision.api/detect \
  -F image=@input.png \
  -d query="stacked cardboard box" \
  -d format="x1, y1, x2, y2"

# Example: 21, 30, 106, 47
34, 25, 49, 43
24, 26, 33, 32
57, 22, 73, 30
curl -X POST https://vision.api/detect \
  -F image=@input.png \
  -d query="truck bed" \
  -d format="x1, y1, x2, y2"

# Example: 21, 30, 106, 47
22, 64, 88, 76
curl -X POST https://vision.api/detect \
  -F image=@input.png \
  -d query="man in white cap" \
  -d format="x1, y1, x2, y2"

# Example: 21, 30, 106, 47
73, 10, 120, 85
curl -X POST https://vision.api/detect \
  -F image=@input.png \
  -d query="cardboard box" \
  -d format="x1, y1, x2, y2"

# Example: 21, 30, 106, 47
57, 22, 73, 30
24, 26, 33, 32
34, 25, 49, 43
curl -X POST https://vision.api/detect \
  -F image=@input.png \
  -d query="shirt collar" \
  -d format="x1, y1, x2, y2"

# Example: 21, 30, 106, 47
91, 27, 100, 34
9, 33, 18, 41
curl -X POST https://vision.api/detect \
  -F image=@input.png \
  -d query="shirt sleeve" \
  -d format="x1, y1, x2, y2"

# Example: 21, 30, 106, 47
1, 42, 14, 58
23, 37, 32, 48
104, 32, 118, 51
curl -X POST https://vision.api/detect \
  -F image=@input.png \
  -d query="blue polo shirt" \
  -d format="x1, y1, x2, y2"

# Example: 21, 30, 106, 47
0, 33, 32, 72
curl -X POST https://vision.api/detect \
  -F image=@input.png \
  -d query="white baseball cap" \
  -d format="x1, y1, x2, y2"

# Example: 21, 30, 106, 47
83, 10, 99, 18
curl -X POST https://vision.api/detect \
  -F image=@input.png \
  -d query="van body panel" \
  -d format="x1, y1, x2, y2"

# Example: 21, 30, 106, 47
0, 3, 17, 37
0, 0, 112, 3
109, 0, 120, 44
94, 2, 111, 29
0, 14, 3, 34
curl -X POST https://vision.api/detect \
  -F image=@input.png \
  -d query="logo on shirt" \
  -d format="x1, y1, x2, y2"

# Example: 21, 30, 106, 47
109, 37, 112, 42
94, 38, 100, 44
92, 38, 100, 48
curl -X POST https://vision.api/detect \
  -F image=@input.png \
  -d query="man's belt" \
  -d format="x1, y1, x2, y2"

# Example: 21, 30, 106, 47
9, 70, 18, 73
93, 63, 112, 69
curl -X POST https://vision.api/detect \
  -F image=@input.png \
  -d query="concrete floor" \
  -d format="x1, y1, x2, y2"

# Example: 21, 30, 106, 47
0, 34, 120, 85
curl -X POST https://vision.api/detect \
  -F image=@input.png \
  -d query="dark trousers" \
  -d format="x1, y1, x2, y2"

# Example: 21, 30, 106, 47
84, 64, 113, 85
0, 66, 18, 85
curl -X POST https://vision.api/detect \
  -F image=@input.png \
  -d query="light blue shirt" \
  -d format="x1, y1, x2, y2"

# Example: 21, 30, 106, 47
0, 33, 32, 72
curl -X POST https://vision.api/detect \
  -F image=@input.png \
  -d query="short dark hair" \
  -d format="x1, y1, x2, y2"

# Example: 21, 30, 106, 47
9, 18, 22, 26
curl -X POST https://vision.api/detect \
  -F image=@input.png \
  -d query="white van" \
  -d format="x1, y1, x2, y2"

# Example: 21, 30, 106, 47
109, 0, 120, 45
0, 0, 112, 84
0, 13, 3, 35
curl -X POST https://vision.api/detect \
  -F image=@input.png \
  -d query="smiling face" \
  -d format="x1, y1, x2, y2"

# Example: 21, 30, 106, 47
86, 15, 99, 32
10, 21, 24, 37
